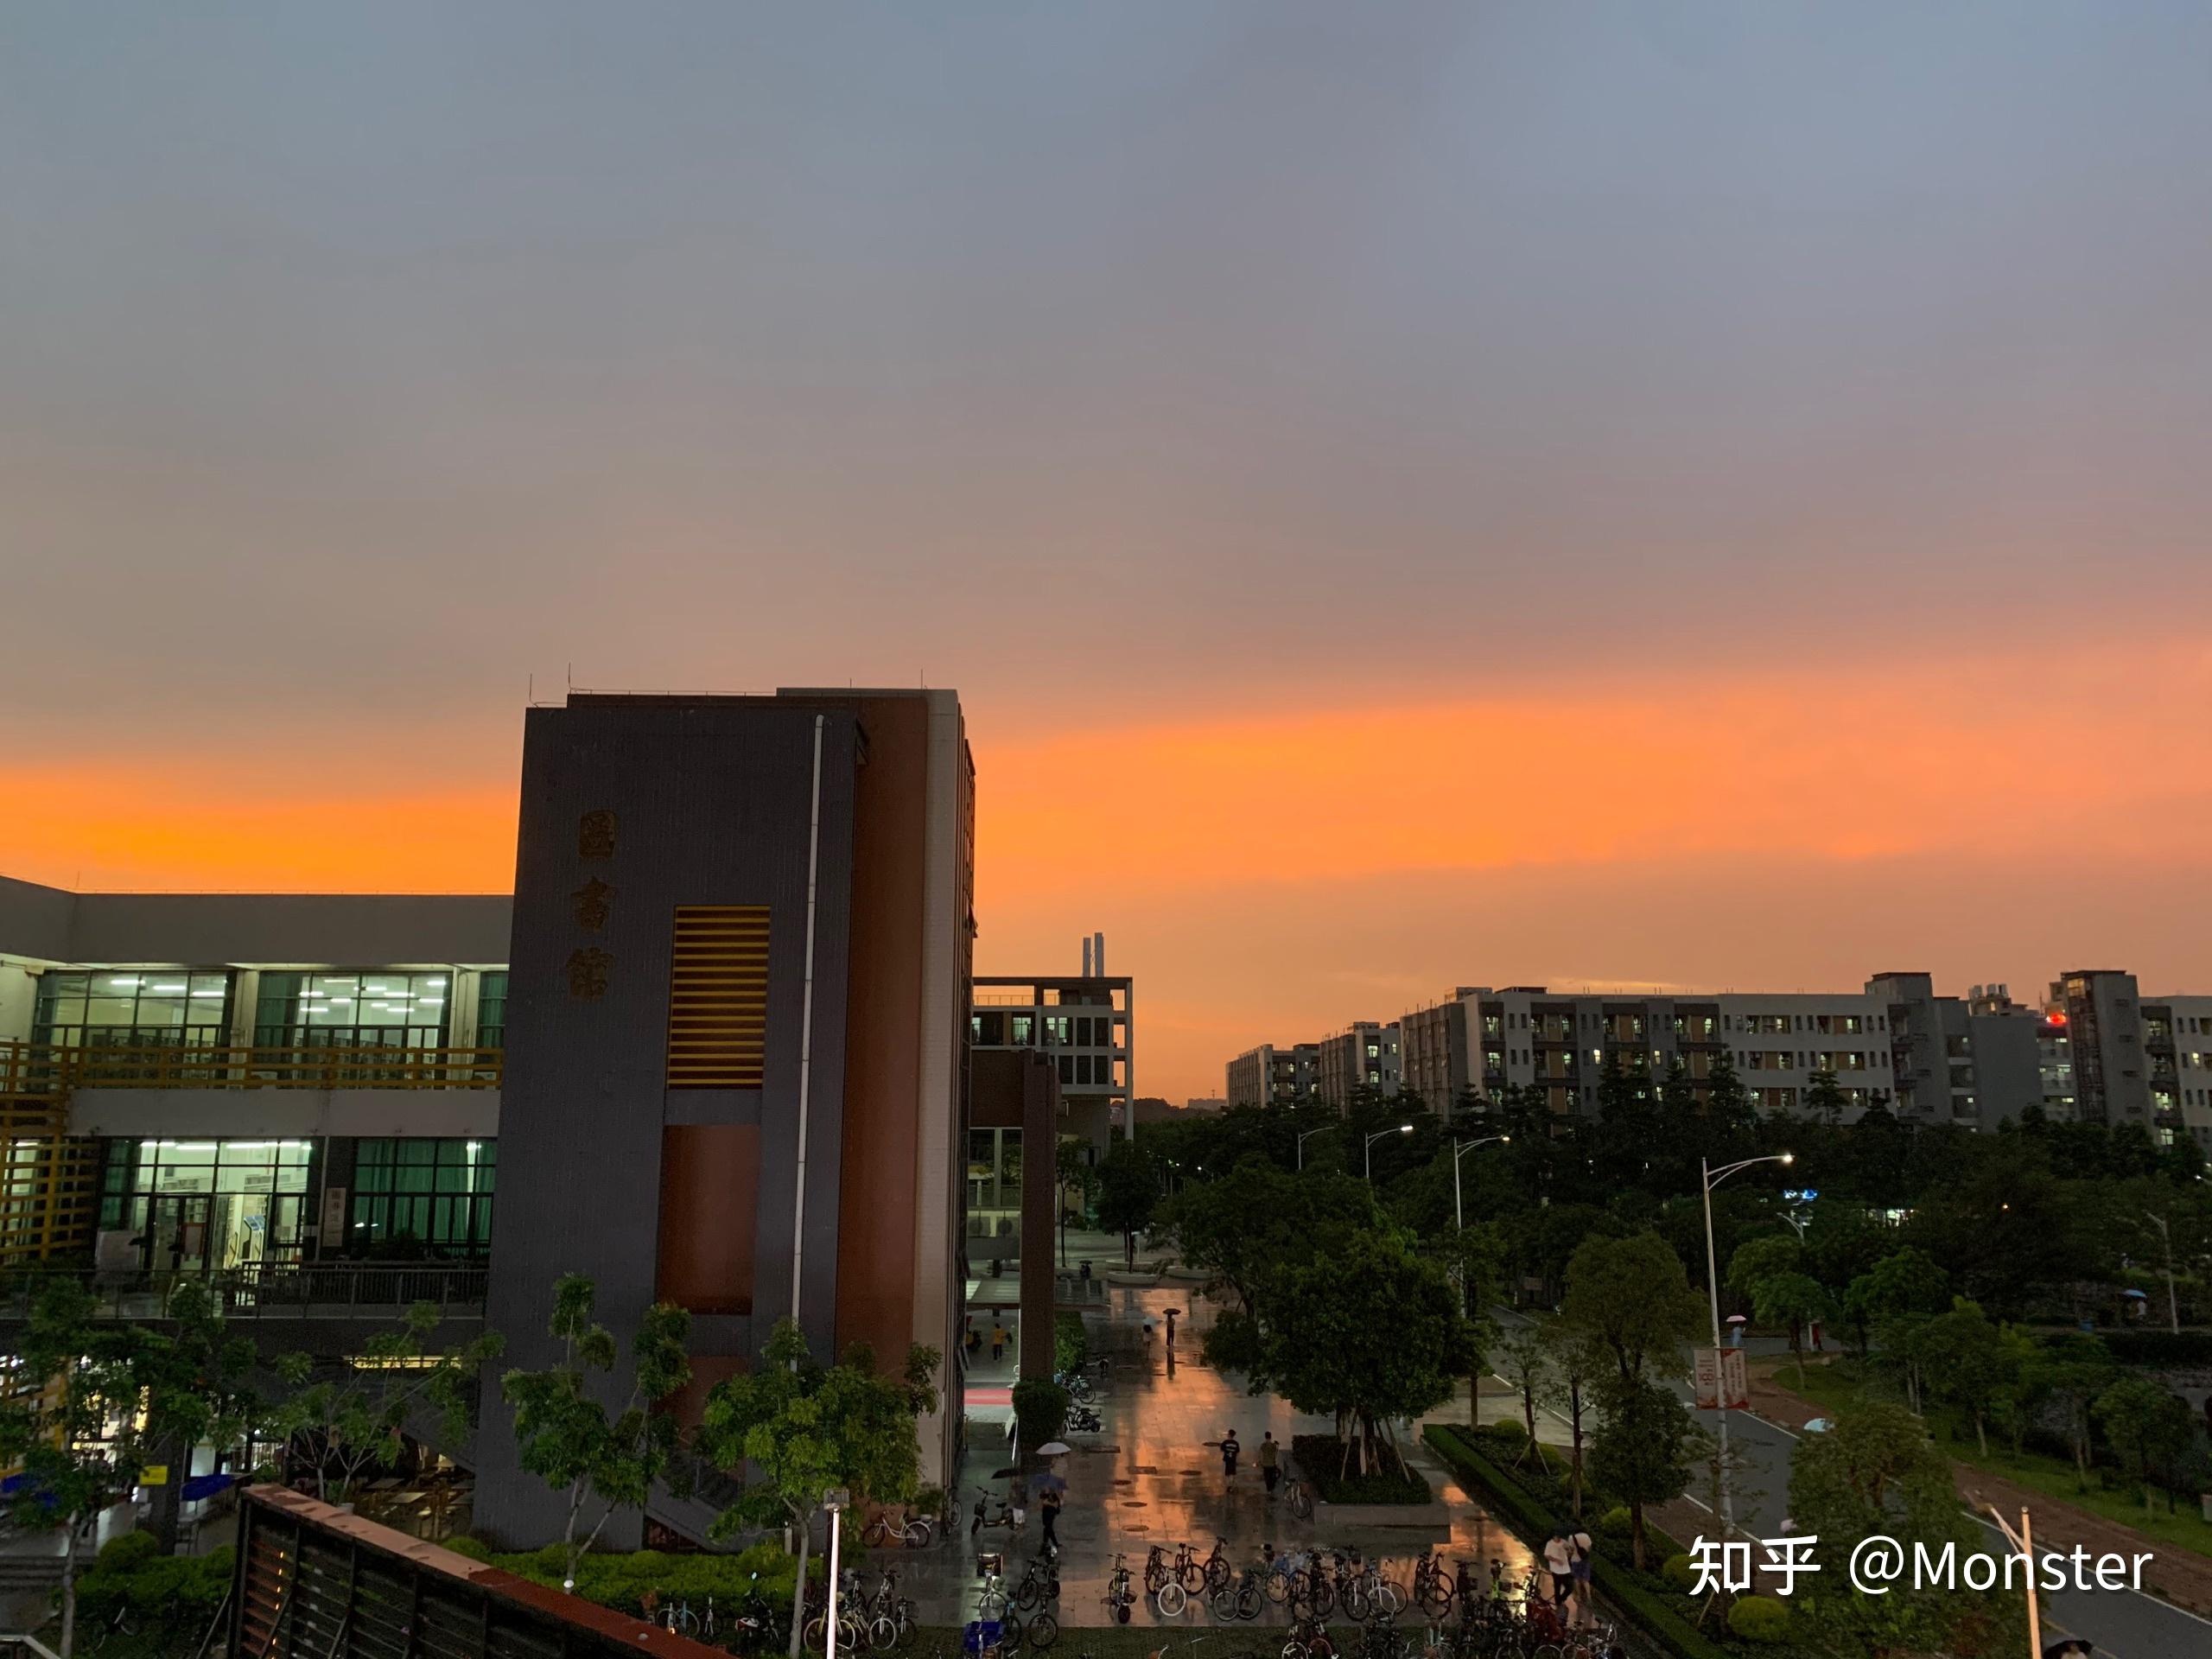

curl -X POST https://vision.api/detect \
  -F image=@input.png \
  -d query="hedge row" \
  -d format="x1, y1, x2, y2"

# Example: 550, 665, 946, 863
1424, 1427, 1737, 1659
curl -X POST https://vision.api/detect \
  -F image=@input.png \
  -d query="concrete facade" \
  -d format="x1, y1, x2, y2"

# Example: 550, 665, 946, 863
471, 690, 973, 1547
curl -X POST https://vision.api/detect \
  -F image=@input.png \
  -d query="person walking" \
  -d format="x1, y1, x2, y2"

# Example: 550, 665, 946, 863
990, 1320, 1009, 1362
1567, 1523, 1594, 1627
1220, 1427, 1241, 1484
1541, 1530, 1574, 1607
1257, 1431, 1280, 1496
1038, 1479, 1063, 1557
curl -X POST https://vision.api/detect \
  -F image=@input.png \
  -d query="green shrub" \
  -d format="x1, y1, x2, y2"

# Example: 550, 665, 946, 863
1595, 1505, 1633, 1540
494, 1541, 801, 1613
1728, 1596, 1790, 1643
1291, 1434, 1432, 1504
1011, 1377, 1071, 1451
1054, 1313, 1089, 1376
96, 1532, 165, 1573
1662, 1553, 1695, 1592
442, 1535, 493, 1562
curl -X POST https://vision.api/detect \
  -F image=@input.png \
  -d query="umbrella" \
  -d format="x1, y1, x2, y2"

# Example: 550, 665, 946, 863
990, 1466, 1020, 1479
1036, 1440, 1072, 1458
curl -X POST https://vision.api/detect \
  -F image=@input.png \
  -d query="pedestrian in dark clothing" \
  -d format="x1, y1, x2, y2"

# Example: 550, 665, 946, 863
1039, 1483, 1062, 1555
1258, 1432, 1281, 1494
1221, 1428, 1240, 1484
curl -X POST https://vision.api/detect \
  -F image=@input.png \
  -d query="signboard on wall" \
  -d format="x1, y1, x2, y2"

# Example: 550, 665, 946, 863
321, 1185, 349, 1241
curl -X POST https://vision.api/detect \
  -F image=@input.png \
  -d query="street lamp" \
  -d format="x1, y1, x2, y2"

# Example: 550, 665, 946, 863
1296, 1125, 1332, 1171
1700, 1152, 1792, 1536
1452, 1135, 1510, 1231
1363, 1123, 1414, 1181
823, 1487, 851, 1659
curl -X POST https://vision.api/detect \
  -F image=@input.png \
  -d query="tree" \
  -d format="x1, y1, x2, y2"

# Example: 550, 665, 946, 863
1537, 1320, 1605, 1515
0, 1281, 160, 1657
2094, 1376, 2199, 1512
1724, 1234, 1802, 1309
274, 1300, 503, 1503
1159, 1157, 1379, 1317
1914, 1298, 2018, 1456
1560, 1231, 1705, 1385
1496, 1324, 1551, 1470
1586, 1375, 1699, 1570
1243, 1227, 1476, 1477
699, 1319, 941, 1659
502, 1275, 693, 1590
1787, 1402, 2018, 1658
1094, 1137, 1159, 1268
1843, 1248, 1949, 1405
1803, 1071, 1847, 1127
2026, 1332, 2113, 1489
1054, 1136, 1099, 1268
1427, 1221, 1505, 1428
1750, 1272, 1830, 1386
139, 1281, 265, 1552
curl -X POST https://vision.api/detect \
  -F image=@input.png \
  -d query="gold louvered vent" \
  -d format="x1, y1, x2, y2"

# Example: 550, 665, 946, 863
666, 906, 769, 1088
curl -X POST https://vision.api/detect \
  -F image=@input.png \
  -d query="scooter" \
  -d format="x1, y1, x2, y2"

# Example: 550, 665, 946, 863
970, 1487, 1025, 1536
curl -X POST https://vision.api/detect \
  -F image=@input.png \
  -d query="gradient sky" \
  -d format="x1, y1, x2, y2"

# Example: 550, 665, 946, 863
5, 3, 2212, 1099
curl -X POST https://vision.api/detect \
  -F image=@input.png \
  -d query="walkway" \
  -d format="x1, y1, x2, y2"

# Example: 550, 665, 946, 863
880, 1280, 1541, 1629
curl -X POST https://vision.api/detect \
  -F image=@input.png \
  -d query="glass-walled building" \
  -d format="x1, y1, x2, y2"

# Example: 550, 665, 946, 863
254, 971, 454, 1049
99, 1138, 315, 1270
348, 1137, 496, 1259
34, 970, 236, 1047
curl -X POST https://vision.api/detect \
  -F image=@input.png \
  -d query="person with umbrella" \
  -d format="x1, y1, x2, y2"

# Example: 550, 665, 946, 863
1034, 1441, 1072, 1557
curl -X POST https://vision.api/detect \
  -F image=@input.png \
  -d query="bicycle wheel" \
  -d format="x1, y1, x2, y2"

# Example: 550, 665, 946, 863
999, 1614, 1025, 1655
1237, 1586, 1262, 1621
1016, 1580, 1040, 1611
1529, 1646, 1564, 1659
1210, 1588, 1240, 1622
802, 1616, 827, 1654
1289, 1485, 1313, 1520
977, 1591, 1007, 1620
1344, 1587, 1370, 1623
1205, 1560, 1232, 1595
1025, 1612, 1058, 1650
867, 1617, 898, 1651
903, 1520, 932, 1549
1115, 1599, 1131, 1626
1180, 1560, 1209, 1594
1373, 1581, 1405, 1617
1265, 1572, 1294, 1605
1156, 1581, 1187, 1618
1309, 1582, 1337, 1620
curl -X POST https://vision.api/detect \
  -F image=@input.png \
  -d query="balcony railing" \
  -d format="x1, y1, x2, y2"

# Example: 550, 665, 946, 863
0, 1262, 488, 1321
0, 1040, 501, 1094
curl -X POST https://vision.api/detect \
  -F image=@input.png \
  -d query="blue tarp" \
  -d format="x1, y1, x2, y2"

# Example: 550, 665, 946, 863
182, 1471, 238, 1503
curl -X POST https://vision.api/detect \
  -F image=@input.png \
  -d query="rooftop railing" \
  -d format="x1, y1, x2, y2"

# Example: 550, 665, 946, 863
0, 1262, 488, 1321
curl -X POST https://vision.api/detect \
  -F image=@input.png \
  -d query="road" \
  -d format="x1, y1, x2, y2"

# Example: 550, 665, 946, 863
1495, 1311, 2212, 1659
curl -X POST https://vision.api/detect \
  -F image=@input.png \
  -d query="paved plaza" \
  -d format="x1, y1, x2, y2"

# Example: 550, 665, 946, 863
870, 1275, 1544, 1630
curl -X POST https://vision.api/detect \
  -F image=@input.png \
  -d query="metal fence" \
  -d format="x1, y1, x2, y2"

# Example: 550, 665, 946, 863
0, 1262, 489, 1322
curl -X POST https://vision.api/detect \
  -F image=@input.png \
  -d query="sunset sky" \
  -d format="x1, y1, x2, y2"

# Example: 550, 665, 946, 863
6, 3, 2212, 1099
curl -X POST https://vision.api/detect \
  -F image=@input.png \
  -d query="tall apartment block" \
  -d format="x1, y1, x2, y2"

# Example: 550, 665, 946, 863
1349, 969, 2212, 1149
1315, 1021, 1401, 1106
1224, 1042, 1319, 1107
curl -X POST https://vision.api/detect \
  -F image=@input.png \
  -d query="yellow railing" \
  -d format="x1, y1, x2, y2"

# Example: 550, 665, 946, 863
0, 1041, 503, 1093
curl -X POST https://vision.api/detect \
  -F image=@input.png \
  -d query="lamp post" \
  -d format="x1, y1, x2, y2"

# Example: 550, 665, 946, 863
1700, 1152, 1792, 1536
823, 1487, 850, 1659
1296, 1126, 1332, 1171
1363, 1123, 1414, 1181
1452, 1135, 1510, 1231
2145, 1211, 2181, 1335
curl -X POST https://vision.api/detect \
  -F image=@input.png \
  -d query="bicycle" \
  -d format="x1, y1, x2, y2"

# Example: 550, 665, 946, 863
1412, 1552, 1454, 1618
1285, 1474, 1315, 1520
1207, 1565, 1263, 1623
1012, 1555, 1061, 1611
864, 1508, 936, 1549
1104, 1554, 1136, 1625
1281, 1615, 1336, 1659
1198, 1536, 1233, 1595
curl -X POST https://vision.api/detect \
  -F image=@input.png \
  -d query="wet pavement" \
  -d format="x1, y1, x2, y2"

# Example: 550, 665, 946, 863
867, 1278, 1542, 1630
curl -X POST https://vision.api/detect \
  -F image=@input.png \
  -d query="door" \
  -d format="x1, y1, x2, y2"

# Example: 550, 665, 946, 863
148, 1195, 213, 1274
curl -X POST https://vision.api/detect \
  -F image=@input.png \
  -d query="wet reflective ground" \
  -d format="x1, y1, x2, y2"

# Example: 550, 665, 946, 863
872, 1281, 1541, 1629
